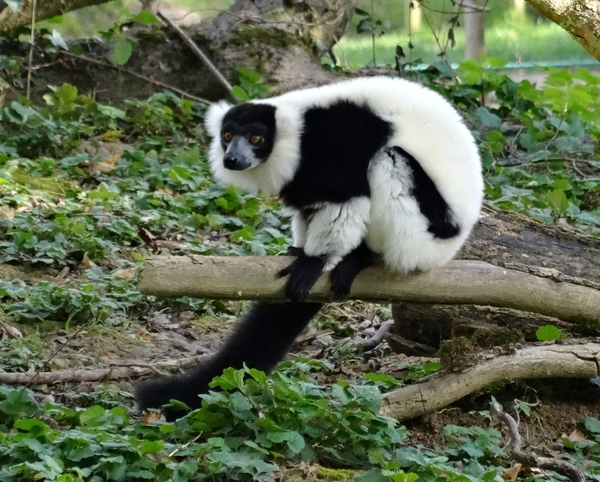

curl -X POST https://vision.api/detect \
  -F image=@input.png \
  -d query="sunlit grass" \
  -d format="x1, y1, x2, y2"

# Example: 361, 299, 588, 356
335, 19, 597, 67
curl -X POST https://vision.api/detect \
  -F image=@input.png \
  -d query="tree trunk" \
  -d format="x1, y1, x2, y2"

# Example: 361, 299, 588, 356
1, 0, 354, 103
464, 0, 486, 60
525, 0, 600, 61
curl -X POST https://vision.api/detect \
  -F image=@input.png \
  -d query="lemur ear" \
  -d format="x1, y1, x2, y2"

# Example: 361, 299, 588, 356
205, 101, 234, 138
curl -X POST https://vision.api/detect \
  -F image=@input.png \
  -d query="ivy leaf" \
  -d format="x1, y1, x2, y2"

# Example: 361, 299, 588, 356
48, 30, 69, 50
585, 417, 600, 434
477, 107, 502, 128
236, 67, 261, 83
535, 324, 565, 341
109, 38, 133, 66
232, 86, 249, 101
134, 10, 161, 25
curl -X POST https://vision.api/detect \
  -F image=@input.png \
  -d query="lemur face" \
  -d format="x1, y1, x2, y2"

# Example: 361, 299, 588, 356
220, 103, 277, 171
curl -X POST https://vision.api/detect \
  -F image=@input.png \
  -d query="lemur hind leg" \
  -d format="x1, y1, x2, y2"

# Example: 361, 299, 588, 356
279, 197, 371, 300
330, 242, 377, 297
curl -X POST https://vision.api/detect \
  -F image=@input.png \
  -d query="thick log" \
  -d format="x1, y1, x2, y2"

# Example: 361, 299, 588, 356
137, 256, 600, 325
380, 341, 600, 421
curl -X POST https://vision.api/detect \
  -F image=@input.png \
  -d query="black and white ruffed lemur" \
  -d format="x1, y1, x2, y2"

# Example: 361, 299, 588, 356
136, 76, 484, 418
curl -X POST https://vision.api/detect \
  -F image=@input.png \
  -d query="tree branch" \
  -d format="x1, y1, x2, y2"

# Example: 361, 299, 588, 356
525, 0, 600, 61
0, 355, 208, 385
380, 342, 600, 421
137, 256, 600, 325
491, 402, 586, 482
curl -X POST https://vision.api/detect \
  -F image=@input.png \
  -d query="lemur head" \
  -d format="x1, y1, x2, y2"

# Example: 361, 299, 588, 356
215, 103, 277, 171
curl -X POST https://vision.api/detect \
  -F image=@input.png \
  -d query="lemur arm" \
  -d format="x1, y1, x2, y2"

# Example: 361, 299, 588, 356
280, 197, 371, 299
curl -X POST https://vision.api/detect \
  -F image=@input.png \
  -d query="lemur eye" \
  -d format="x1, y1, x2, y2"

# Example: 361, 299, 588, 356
222, 132, 233, 142
250, 135, 262, 144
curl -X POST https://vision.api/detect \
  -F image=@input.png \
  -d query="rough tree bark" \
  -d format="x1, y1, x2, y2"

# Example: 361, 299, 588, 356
0, 0, 111, 34
525, 0, 600, 61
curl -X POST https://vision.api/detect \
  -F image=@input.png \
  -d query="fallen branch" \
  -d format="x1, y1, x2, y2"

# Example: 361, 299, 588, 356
137, 256, 600, 325
380, 341, 600, 421
491, 401, 586, 482
0, 355, 208, 385
357, 321, 393, 352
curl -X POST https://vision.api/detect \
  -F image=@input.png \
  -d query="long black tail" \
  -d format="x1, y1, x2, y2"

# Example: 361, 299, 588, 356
135, 301, 323, 418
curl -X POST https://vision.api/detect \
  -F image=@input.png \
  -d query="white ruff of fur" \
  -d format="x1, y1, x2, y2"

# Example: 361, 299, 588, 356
302, 197, 371, 271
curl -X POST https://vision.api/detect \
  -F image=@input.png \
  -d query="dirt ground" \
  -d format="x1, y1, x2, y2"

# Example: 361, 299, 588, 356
6, 295, 599, 453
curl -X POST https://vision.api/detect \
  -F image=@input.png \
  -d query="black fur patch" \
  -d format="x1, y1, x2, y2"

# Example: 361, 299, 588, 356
330, 242, 377, 297
221, 103, 277, 160
136, 302, 322, 419
278, 253, 327, 300
281, 101, 392, 208
392, 146, 460, 239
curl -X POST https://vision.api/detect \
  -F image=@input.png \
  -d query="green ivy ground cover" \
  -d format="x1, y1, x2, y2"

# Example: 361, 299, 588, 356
0, 58, 599, 480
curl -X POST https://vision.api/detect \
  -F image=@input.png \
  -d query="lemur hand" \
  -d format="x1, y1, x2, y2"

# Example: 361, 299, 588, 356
278, 254, 326, 300
286, 246, 304, 256
330, 243, 376, 297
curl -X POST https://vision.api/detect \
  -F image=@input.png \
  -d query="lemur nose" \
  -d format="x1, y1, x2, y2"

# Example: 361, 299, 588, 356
224, 156, 238, 169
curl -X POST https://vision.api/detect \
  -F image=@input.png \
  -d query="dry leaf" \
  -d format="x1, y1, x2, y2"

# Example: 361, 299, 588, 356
142, 410, 164, 424
568, 429, 587, 442
0, 205, 14, 221
113, 267, 136, 280
81, 252, 97, 269
138, 328, 154, 343
138, 228, 157, 248
502, 463, 522, 480
84, 152, 123, 175
55, 267, 70, 280
0, 323, 23, 339
179, 311, 195, 321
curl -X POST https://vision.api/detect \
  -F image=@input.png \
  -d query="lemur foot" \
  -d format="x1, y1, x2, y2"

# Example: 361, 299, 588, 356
330, 243, 376, 297
278, 254, 326, 300
286, 246, 304, 256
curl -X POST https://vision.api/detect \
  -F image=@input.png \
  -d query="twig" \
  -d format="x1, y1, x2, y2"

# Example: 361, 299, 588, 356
168, 432, 203, 457
57, 51, 210, 104
0, 355, 209, 385
26, 0, 38, 99
156, 11, 233, 94
25, 322, 90, 388
357, 320, 393, 352
490, 402, 586, 482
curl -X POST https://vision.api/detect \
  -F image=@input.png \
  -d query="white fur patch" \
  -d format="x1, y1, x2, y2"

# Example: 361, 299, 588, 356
366, 148, 471, 273
205, 101, 233, 138
303, 197, 371, 271
290, 211, 307, 248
